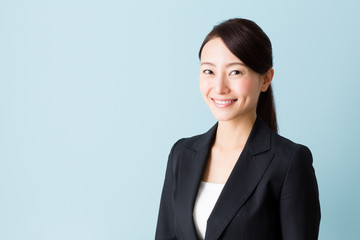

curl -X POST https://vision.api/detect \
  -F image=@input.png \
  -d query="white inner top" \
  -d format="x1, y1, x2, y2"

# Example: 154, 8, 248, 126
193, 181, 225, 240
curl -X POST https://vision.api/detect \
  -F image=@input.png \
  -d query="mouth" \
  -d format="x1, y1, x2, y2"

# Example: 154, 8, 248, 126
211, 97, 238, 108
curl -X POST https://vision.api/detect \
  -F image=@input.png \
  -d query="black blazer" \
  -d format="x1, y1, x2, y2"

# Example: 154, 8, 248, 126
155, 117, 321, 240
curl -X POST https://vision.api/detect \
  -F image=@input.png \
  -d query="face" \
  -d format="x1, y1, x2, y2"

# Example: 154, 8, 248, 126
199, 37, 273, 123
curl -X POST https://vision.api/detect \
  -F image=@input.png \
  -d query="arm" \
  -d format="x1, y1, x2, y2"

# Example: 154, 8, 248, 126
155, 139, 182, 240
280, 145, 321, 239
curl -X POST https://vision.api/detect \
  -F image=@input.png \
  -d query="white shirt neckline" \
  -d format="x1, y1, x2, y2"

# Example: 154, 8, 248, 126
193, 181, 225, 239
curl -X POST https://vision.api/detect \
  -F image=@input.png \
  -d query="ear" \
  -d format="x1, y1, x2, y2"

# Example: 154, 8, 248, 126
260, 68, 274, 92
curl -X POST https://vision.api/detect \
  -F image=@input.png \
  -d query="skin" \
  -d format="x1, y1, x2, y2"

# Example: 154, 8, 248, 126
199, 37, 274, 183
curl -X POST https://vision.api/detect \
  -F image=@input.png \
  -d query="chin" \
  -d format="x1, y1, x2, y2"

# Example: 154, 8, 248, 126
211, 112, 238, 122
210, 108, 255, 123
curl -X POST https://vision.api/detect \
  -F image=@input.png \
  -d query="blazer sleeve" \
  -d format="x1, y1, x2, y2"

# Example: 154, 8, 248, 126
280, 145, 321, 239
155, 139, 182, 240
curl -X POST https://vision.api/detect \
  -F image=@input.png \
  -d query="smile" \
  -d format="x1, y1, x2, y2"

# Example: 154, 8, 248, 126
211, 98, 237, 108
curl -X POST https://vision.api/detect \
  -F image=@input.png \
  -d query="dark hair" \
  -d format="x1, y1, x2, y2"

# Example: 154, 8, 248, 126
199, 18, 278, 132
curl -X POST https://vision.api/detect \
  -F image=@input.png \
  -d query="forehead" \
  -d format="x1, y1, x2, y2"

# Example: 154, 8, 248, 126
200, 37, 243, 64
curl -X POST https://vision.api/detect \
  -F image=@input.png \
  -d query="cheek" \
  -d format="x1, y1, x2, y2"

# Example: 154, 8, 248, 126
234, 78, 260, 95
199, 78, 210, 95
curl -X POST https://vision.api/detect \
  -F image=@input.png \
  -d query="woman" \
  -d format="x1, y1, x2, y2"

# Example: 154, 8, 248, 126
155, 18, 321, 240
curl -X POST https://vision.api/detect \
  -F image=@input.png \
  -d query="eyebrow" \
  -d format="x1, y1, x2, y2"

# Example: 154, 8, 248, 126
200, 62, 245, 67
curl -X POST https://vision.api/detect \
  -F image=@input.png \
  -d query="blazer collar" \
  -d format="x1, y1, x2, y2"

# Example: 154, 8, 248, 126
190, 116, 272, 156
175, 116, 274, 240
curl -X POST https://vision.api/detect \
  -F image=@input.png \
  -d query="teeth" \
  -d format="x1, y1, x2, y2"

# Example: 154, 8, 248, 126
214, 100, 234, 104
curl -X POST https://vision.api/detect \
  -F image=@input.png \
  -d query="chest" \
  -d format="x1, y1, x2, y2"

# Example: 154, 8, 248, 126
202, 147, 244, 183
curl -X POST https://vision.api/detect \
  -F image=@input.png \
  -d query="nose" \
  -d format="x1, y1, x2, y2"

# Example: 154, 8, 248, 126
214, 73, 230, 94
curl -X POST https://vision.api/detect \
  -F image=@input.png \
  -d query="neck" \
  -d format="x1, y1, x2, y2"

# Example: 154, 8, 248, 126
214, 113, 257, 150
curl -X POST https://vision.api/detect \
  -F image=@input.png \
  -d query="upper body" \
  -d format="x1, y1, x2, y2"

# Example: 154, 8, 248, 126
155, 18, 321, 239
155, 116, 321, 240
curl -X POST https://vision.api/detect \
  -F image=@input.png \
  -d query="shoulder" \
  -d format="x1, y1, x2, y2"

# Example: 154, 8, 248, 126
169, 132, 206, 154
272, 131, 311, 154
169, 122, 218, 154
270, 131, 313, 169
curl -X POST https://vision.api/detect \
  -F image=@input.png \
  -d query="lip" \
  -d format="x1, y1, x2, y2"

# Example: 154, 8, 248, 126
211, 97, 237, 108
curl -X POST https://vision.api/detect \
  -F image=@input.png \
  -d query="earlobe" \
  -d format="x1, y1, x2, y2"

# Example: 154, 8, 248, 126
261, 68, 274, 92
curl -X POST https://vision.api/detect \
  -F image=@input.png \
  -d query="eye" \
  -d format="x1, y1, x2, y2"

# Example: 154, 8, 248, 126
203, 69, 213, 75
230, 70, 243, 75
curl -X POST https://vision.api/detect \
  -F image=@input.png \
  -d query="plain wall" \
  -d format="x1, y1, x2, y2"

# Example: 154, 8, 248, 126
1, 0, 359, 239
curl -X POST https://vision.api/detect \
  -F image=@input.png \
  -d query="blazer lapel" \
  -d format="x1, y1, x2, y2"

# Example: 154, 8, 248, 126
175, 123, 218, 240
175, 117, 274, 240
205, 117, 274, 240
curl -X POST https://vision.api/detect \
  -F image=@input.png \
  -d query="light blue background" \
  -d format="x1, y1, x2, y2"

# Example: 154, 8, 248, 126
0, 0, 359, 239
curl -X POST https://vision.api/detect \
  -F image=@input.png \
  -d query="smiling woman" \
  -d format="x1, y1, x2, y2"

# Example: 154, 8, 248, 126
155, 18, 320, 240
199, 37, 274, 124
